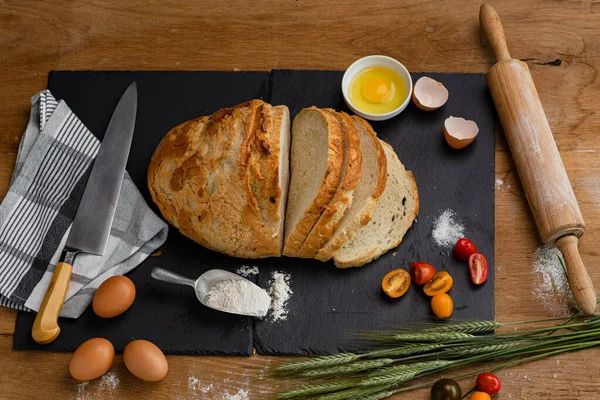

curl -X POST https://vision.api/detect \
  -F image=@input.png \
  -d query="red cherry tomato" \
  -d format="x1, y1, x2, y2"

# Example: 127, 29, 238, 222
410, 262, 436, 285
476, 372, 501, 394
453, 238, 478, 261
469, 253, 489, 285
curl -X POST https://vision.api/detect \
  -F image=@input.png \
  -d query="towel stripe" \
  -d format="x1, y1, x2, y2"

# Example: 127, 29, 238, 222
0, 104, 98, 298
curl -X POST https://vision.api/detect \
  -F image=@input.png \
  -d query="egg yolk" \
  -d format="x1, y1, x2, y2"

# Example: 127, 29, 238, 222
349, 66, 407, 114
361, 77, 396, 103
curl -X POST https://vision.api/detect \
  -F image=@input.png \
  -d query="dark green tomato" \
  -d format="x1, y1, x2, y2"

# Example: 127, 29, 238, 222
431, 378, 462, 400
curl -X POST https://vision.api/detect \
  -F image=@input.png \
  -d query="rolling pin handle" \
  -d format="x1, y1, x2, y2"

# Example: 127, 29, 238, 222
555, 235, 597, 316
480, 3, 512, 63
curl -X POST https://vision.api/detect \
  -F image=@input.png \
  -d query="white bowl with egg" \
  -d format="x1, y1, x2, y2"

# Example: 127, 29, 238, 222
342, 55, 413, 121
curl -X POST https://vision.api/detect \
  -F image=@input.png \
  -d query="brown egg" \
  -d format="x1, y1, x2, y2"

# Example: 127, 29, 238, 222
412, 76, 449, 111
93, 276, 136, 318
124, 340, 168, 382
444, 116, 479, 149
69, 338, 115, 381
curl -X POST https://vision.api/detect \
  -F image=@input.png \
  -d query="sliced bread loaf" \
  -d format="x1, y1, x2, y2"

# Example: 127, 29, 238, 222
282, 107, 345, 256
332, 140, 419, 268
295, 111, 362, 258
315, 116, 387, 261
147, 100, 290, 258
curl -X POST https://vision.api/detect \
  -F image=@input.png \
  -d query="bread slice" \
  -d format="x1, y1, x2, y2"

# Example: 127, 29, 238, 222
147, 100, 290, 258
295, 111, 362, 258
333, 140, 419, 268
246, 104, 291, 254
315, 116, 387, 261
282, 107, 345, 256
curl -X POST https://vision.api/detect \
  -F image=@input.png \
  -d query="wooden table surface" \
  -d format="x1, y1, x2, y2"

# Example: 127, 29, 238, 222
1, 0, 600, 398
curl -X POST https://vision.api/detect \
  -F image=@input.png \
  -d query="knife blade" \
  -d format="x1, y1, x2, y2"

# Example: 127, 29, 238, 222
32, 82, 138, 344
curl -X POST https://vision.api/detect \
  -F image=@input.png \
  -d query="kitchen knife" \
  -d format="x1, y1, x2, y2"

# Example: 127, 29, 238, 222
32, 82, 138, 344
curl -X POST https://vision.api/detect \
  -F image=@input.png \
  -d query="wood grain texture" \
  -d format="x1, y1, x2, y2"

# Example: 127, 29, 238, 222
1, 0, 600, 398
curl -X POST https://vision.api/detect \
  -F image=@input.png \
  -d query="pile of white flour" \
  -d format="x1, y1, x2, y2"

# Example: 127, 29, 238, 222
205, 279, 271, 317
268, 271, 292, 321
432, 209, 465, 247
531, 245, 575, 316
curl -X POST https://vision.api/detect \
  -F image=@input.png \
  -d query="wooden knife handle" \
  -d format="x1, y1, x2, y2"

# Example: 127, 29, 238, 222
480, 3, 511, 63
556, 235, 597, 315
32, 255, 74, 344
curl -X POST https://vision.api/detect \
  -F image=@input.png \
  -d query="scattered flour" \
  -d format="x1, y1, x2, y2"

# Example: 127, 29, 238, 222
268, 271, 293, 321
205, 279, 271, 316
431, 209, 465, 247
75, 381, 89, 400
236, 265, 259, 277
99, 371, 119, 393
188, 376, 213, 394
221, 389, 249, 400
531, 245, 575, 316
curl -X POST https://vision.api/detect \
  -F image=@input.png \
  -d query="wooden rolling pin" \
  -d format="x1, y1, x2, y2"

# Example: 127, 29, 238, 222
480, 4, 597, 315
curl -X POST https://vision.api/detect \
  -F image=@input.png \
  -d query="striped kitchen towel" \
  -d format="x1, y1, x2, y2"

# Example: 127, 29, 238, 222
0, 90, 168, 318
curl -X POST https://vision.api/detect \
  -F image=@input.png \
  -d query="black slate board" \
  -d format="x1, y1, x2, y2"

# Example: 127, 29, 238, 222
13, 70, 495, 355
253, 70, 495, 354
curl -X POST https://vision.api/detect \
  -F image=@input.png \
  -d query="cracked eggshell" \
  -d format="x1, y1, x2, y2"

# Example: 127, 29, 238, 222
412, 76, 449, 111
444, 116, 479, 149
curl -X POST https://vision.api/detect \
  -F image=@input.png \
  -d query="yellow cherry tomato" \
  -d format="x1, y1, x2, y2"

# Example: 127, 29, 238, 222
431, 293, 453, 318
382, 269, 411, 298
471, 392, 491, 400
423, 271, 453, 296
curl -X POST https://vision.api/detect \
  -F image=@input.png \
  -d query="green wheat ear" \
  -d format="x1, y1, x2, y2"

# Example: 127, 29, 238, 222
390, 331, 475, 342
297, 358, 394, 379
421, 320, 501, 334
275, 353, 359, 373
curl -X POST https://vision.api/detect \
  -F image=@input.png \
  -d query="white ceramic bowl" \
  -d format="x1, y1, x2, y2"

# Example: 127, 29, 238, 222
342, 55, 413, 121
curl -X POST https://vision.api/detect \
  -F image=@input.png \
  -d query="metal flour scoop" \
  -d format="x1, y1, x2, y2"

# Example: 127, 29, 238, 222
151, 268, 271, 317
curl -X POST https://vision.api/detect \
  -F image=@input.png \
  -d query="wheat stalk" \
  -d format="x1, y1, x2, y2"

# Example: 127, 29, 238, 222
353, 390, 397, 400
360, 320, 500, 341
276, 381, 354, 399
363, 343, 445, 358
275, 353, 359, 373
314, 385, 391, 400
389, 331, 475, 342
298, 359, 395, 379
275, 313, 600, 400
421, 320, 501, 334
358, 369, 420, 387
443, 341, 520, 357
367, 360, 454, 377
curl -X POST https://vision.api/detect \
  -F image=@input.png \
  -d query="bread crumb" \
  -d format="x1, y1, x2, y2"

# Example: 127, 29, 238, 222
151, 249, 162, 257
